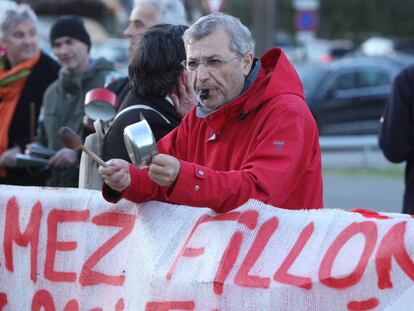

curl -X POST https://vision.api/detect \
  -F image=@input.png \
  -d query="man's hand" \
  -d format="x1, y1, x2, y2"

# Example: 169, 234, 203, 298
170, 71, 197, 118
149, 154, 180, 186
0, 146, 21, 168
48, 148, 77, 168
99, 159, 131, 192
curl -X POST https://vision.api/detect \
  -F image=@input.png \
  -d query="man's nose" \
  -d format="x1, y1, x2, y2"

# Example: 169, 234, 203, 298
55, 44, 68, 56
196, 63, 211, 82
124, 25, 132, 38
23, 34, 34, 45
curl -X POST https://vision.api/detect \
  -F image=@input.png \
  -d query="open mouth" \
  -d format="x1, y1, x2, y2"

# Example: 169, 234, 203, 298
199, 89, 209, 101
59, 57, 72, 64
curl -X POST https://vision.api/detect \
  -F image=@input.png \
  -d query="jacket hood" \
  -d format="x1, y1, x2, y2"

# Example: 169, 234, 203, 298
239, 48, 304, 115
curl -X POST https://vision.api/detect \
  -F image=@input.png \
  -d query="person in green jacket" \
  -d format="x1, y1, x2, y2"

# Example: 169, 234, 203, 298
31, 16, 118, 187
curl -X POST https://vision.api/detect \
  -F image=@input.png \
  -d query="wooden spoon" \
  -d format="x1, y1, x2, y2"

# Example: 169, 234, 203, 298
58, 127, 107, 167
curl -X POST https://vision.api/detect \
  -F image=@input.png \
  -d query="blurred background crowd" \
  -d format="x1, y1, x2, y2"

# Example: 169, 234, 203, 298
3, 0, 413, 136
3, 0, 414, 134
1, 0, 414, 213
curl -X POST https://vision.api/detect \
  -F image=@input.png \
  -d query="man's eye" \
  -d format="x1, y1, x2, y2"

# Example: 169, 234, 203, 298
207, 59, 223, 67
12, 32, 24, 39
133, 20, 145, 29
187, 60, 198, 68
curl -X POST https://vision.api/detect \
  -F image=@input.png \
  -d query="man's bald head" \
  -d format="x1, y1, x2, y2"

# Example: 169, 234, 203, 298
124, 0, 187, 59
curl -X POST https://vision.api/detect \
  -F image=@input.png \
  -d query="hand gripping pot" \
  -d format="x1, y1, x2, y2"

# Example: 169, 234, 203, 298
84, 88, 118, 121
123, 116, 158, 167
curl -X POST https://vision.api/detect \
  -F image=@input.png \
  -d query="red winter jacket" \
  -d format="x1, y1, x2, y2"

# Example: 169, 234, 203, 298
104, 48, 323, 213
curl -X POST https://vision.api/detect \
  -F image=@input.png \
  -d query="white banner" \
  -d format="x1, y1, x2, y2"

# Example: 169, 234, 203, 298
0, 185, 413, 310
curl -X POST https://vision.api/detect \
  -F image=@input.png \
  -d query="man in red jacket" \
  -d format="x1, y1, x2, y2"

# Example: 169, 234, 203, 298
99, 12, 323, 213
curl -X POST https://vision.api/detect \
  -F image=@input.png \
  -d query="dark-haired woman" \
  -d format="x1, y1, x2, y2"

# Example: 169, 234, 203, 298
102, 24, 191, 162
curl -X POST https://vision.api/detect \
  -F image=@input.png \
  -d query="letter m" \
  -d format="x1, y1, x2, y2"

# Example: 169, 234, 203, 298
3, 197, 42, 282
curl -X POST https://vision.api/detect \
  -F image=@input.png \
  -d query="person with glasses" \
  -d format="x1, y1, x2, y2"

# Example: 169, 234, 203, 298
99, 12, 323, 213
102, 24, 188, 163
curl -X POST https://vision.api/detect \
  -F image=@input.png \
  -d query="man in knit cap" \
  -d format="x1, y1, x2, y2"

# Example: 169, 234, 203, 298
29, 15, 118, 187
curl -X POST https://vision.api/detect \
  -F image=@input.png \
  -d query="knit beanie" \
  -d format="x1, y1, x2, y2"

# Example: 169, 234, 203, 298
50, 16, 91, 48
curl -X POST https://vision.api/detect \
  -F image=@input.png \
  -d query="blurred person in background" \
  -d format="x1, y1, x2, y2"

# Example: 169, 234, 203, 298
30, 15, 118, 187
0, 2, 60, 186
99, 13, 323, 213
79, 0, 192, 189
125, 0, 187, 61
102, 23, 188, 162
107, 0, 188, 106
379, 65, 414, 215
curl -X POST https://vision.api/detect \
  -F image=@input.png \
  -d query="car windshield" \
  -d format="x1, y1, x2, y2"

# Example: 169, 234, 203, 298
296, 64, 328, 98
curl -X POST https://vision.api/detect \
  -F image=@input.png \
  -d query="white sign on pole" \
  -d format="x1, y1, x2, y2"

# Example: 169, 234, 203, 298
293, 0, 319, 10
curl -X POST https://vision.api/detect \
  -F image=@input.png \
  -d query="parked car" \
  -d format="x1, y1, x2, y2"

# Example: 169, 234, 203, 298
299, 39, 354, 64
360, 37, 414, 56
296, 55, 414, 135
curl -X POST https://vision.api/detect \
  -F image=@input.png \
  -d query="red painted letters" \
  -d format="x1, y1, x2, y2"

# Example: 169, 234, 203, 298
80, 212, 136, 286
214, 231, 244, 295
63, 299, 79, 311
347, 297, 379, 310
0, 293, 7, 310
319, 221, 378, 289
145, 301, 195, 311
31, 290, 55, 311
234, 217, 278, 289
273, 222, 314, 289
44, 209, 89, 282
167, 212, 244, 281
4, 197, 42, 282
376, 221, 414, 289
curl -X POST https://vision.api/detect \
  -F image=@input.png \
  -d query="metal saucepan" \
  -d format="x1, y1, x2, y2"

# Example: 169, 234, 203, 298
84, 88, 119, 122
123, 117, 158, 167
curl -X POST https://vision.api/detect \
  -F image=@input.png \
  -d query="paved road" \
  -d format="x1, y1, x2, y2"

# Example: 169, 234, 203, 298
321, 149, 405, 213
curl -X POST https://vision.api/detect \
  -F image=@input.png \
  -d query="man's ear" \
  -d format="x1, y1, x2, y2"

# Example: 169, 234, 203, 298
242, 52, 254, 76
